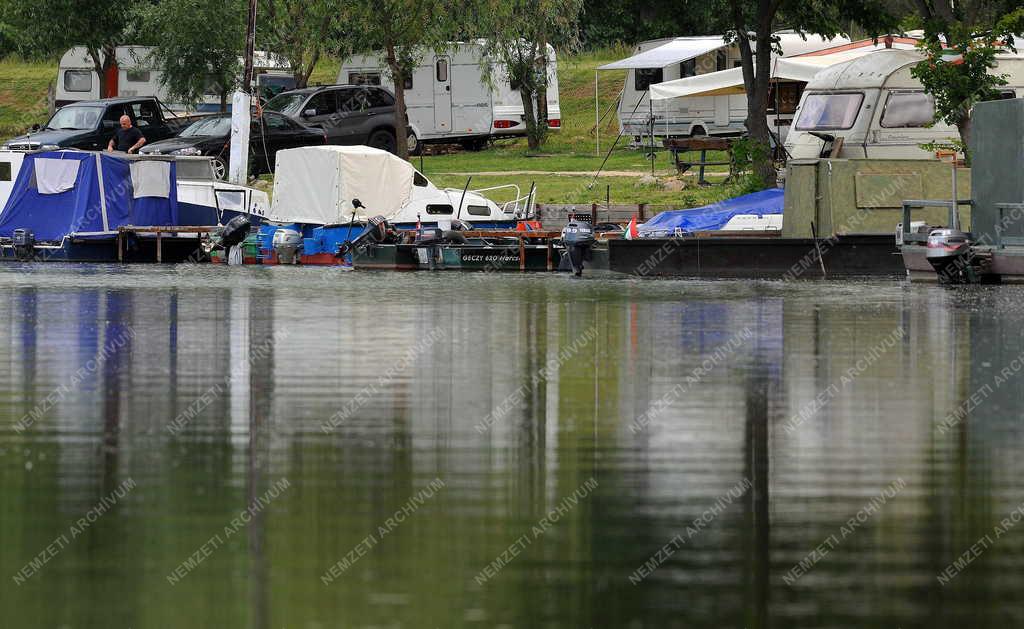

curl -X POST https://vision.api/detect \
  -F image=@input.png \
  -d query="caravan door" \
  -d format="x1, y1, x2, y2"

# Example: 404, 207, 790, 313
714, 96, 730, 128
433, 56, 453, 133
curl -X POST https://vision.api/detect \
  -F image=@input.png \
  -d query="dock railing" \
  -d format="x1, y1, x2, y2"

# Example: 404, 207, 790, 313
900, 199, 973, 244
995, 203, 1024, 248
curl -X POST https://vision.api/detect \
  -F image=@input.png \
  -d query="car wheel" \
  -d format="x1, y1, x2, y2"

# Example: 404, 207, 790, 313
211, 156, 228, 181
368, 130, 397, 154
407, 131, 421, 156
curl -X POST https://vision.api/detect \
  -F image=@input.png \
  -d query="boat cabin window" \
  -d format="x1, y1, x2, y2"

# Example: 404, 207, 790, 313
436, 59, 448, 82
175, 158, 214, 180
426, 204, 453, 215
64, 70, 93, 93
126, 70, 151, 83
880, 91, 935, 128
0, 161, 11, 182
413, 172, 428, 187
466, 205, 489, 216
348, 72, 381, 86
635, 68, 663, 91
794, 92, 863, 131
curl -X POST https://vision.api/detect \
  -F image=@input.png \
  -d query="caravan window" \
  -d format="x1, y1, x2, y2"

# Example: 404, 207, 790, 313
126, 70, 151, 83
348, 72, 381, 86
635, 68, 663, 91
716, 51, 728, 72
880, 91, 935, 128
768, 83, 802, 115
680, 59, 696, 78
436, 59, 448, 82
64, 70, 93, 93
795, 93, 863, 130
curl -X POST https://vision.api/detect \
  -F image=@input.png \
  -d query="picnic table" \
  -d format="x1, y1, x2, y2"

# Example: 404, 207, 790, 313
663, 137, 736, 185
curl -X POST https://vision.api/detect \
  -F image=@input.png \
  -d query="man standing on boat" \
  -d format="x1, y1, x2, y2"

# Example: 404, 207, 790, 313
107, 115, 146, 154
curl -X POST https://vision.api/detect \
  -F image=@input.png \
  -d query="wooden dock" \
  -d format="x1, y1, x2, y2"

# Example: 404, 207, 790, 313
117, 226, 217, 262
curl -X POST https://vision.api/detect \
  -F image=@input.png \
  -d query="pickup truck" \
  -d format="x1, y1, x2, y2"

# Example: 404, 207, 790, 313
2, 97, 200, 152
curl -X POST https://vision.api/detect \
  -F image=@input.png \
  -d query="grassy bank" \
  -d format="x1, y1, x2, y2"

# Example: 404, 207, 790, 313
0, 49, 747, 207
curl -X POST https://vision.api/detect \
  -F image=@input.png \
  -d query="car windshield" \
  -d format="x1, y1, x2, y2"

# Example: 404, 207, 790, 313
265, 92, 308, 116
795, 93, 864, 131
180, 116, 231, 137
46, 106, 101, 130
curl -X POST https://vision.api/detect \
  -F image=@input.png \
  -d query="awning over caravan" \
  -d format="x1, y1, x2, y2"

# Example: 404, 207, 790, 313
598, 37, 727, 70
269, 146, 415, 225
0, 151, 178, 241
649, 58, 826, 100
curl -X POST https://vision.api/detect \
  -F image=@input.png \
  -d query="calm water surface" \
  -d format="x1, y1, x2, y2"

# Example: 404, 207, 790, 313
1, 264, 1023, 628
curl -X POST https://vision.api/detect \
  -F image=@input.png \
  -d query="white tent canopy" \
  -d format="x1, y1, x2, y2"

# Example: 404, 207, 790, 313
598, 37, 726, 70
269, 146, 415, 225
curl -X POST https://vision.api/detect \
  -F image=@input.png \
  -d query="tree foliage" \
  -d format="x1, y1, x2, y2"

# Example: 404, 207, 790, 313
259, 0, 342, 89
908, 2, 1024, 157
0, 0, 143, 94
479, 0, 584, 151
140, 0, 245, 110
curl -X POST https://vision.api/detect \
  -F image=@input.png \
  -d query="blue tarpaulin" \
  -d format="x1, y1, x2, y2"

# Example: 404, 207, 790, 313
0, 151, 178, 241
638, 188, 783, 237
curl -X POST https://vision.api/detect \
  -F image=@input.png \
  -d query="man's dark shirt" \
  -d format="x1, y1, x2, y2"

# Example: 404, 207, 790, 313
113, 126, 144, 151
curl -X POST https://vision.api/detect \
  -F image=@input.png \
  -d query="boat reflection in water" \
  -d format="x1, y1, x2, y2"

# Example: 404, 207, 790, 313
0, 267, 1022, 628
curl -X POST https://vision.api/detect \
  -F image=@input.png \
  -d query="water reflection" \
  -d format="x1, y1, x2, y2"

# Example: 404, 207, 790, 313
1, 267, 1023, 628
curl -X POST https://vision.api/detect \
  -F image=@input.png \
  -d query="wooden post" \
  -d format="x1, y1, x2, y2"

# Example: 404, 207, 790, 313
546, 239, 553, 271
639, 203, 647, 221
519, 235, 526, 272
156, 232, 162, 263
590, 203, 597, 225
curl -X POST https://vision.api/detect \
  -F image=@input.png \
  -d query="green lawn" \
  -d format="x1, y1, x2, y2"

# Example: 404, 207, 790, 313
0, 49, 750, 207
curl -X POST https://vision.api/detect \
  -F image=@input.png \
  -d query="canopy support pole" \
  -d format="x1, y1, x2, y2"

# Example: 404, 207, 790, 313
95, 153, 109, 232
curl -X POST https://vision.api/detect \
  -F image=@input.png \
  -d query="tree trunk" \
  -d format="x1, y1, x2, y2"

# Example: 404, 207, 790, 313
535, 43, 549, 146
520, 85, 540, 151
956, 114, 972, 165
296, 49, 320, 89
385, 42, 410, 160
742, 28, 776, 187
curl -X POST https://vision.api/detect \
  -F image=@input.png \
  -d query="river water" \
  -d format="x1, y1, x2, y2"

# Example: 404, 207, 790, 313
1, 264, 1023, 628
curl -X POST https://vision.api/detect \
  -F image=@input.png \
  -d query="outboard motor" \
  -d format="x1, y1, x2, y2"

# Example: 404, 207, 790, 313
220, 215, 251, 250
926, 228, 978, 283
414, 227, 446, 246
273, 228, 303, 264
12, 228, 34, 262
561, 219, 596, 277
337, 216, 389, 257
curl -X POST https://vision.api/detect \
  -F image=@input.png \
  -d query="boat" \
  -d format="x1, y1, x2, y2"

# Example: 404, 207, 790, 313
0, 150, 266, 262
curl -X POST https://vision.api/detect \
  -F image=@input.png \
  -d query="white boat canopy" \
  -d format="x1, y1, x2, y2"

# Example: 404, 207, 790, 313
598, 37, 727, 70
269, 146, 415, 225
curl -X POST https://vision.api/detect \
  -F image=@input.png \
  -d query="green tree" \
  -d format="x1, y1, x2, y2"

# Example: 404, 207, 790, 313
260, 0, 340, 88
908, 3, 1024, 157
342, 0, 451, 160
712, 0, 896, 186
141, 0, 245, 110
0, 0, 142, 95
480, 0, 583, 151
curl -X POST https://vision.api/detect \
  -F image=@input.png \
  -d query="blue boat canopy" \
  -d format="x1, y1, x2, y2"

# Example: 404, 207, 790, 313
639, 188, 783, 237
0, 151, 178, 241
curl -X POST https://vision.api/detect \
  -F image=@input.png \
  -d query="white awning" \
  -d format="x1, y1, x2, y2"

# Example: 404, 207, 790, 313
598, 37, 727, 70
648, 44, 920, 100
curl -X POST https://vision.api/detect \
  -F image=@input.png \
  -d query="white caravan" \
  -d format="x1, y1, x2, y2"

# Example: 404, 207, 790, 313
269, 146, 534, 228
648, 38, 922, 143
602, 33, 850, 141
338, 41, 561, 153
785, 49, 1024, 159
56, 46, 295, 111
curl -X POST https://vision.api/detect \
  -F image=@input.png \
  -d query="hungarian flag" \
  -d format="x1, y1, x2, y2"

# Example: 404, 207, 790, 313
624, 216, 639, 240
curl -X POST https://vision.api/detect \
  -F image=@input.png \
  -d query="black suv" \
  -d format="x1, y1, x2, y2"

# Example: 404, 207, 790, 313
265, 85, 401, 154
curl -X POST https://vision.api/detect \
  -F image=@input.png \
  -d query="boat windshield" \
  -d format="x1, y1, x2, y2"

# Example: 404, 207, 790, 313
795, 93, 864, 131
46, 106, 101, 130
181, 116, 231, 137
265, 93, 308, 116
